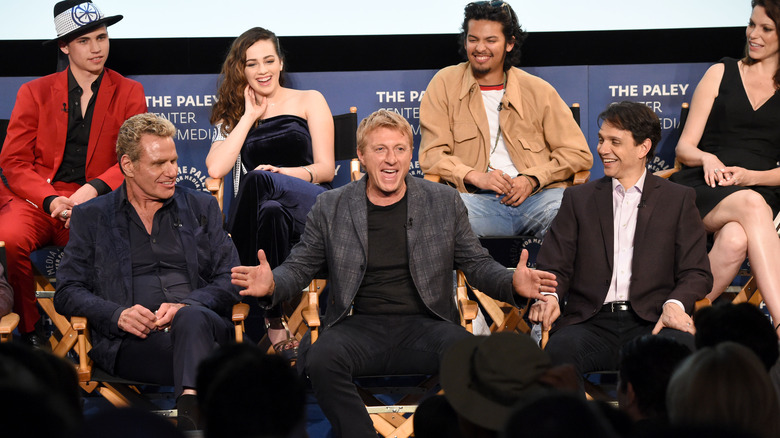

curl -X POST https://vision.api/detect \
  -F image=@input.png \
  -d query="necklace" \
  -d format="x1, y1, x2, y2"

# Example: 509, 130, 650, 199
486, 75, 507, 171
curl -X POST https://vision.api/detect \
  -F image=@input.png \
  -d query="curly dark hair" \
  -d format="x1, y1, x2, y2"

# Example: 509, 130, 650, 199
459, 1, 528, 71
744, 0, 780, 88
209, 27, 285, 136
598, 101, 661, 160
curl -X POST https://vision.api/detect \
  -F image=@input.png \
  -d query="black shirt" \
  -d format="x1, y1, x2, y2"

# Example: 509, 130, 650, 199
120, 186, 191, 312
43, 69, 110, 213
352, 193, 429, 316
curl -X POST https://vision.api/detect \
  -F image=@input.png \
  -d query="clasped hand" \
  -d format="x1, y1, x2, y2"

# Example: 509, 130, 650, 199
468, 169, 534, 206
49, 184, 98, 228
701, 154, 755, 188
118, 302, 186, 338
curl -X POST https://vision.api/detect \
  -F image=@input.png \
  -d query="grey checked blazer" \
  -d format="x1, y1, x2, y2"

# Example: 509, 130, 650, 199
271, 174, 516, 330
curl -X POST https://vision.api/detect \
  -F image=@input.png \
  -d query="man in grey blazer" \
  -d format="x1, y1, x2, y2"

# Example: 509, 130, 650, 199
233, 109, 556, 437
528, 102, 712, 381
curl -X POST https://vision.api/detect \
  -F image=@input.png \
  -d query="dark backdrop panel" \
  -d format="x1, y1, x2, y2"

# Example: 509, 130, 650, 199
0, 27, 745, 77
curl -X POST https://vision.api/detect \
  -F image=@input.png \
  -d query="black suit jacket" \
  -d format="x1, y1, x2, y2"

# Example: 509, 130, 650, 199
536, 174, 712, 332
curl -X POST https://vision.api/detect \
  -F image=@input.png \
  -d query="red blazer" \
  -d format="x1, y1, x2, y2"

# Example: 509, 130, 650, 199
537, 174, 712, 332
0, 68, 147, 209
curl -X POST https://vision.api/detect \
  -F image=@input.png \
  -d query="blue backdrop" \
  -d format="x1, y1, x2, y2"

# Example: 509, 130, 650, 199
0, 62, 712, 215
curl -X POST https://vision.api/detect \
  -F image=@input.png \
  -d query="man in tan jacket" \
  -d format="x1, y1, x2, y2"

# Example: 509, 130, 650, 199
420, 1, 592, 238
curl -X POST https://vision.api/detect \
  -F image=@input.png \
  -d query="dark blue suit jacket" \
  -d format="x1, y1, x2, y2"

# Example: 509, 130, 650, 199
54, 185, 241, 373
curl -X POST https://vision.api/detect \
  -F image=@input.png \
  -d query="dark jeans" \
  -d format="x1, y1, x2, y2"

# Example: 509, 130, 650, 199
545, 308, 695, 379
300, 313, 472, 438
114, 305, 233, 398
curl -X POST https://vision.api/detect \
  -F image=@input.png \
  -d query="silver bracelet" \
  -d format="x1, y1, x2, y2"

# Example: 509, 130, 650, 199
302, 166, 314, 183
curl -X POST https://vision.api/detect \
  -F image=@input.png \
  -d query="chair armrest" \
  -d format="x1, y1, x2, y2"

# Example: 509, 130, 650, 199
572, 170, 590, 186
694, 298, 712, 312
423, 174, 442, 183
541, 328, 549, 349
205, 177, 223, 193
654, 168, 679, 179
301, 288, 321, 343
0, 312, 20, 340
231, 303, 250, 342
72, 316, 88, 330
232, 303, 250, 322
458, 299, 480, 324
350, 158, 363, 182
71, 316, 92, 382
205, 177, 224, 212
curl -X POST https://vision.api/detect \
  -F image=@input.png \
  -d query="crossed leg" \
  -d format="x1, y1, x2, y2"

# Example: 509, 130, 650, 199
703, 190, 780, 325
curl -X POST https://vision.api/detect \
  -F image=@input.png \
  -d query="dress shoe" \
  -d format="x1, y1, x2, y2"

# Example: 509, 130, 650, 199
176, 394, 201, 431
20, 331, 50, 350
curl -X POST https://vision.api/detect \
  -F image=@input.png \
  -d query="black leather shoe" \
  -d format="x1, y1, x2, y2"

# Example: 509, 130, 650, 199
20, 332, 50, 350
176, 394, 200, 431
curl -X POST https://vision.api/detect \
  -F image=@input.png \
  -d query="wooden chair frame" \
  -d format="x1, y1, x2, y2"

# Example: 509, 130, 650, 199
69, 303, 249, 410
0, 241, 20, 342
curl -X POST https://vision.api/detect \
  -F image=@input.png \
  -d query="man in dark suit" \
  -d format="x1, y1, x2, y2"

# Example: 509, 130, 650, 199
0, 0, 146, 346
55, 113, 241, 431
528, 101, 712, 378
233, 109, 556, 437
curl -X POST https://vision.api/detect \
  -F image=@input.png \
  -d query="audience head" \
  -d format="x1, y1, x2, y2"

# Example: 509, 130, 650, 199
413, 394, 464, 438
81, 408, 185, 438
211, 27, 285, 133
460, 1, 527, 72
441, 333, 555, 435
598, 101, 661, 161
197, 342, 306, 438
50, 1, 122, 45
695, 303, 779, 370
0, 343, 83, 437
617, 335, 691, 421
667, 342, 780, 438
501, 392, 619, 438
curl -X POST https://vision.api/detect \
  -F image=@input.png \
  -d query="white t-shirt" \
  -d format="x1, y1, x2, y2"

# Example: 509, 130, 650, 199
481, 85, 519, 176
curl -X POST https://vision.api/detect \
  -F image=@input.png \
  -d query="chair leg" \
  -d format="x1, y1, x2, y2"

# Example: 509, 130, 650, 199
734, 276, 758, 304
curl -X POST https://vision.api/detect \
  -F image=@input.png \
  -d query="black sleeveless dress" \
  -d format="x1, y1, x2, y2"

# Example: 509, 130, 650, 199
670, 58, 780, 217
226, 115, 328, 267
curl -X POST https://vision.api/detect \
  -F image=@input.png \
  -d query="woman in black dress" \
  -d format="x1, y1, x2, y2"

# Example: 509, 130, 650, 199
207, 27, 335, 355
672, 0, 780, 326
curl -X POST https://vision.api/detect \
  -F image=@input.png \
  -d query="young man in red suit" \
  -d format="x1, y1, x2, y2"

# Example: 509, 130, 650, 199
527, 101, 712, 381
0, 0, 147, 347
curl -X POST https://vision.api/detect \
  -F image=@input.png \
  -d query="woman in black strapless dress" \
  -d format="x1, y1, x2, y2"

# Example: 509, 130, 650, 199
671, 0, 780, 327
207, 27, 335, 354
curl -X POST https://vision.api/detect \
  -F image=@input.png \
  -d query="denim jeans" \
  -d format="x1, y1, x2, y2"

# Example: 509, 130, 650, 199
459, 187, 564, 238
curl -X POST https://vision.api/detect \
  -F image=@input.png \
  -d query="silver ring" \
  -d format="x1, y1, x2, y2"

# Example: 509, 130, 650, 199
713, 169, 720, 173
687, 322, 691, 326
60, 210, 68, 218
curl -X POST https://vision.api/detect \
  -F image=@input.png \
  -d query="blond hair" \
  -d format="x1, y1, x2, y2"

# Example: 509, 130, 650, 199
356, 109, 413, 154
116, 113, 176, 164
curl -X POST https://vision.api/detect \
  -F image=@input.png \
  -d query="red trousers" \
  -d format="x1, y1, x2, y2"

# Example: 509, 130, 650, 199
0, 182, 77, 333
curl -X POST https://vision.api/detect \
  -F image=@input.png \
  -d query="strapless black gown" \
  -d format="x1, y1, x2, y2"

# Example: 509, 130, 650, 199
226, 115, 328, 267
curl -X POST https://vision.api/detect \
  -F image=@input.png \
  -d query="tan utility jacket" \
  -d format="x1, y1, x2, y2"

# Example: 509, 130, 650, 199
420, 62, 592, 193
